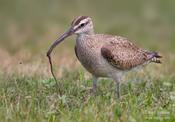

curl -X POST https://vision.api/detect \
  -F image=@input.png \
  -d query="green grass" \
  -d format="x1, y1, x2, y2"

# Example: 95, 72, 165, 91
0, 71, 174, 122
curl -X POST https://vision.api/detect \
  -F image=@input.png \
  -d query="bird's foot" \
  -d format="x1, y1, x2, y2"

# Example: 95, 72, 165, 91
90, 87, 97, 95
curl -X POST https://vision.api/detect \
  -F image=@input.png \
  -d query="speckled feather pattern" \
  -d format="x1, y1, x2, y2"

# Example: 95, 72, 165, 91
101, 36, 154, 70
70, 16, 162, 81
75, 34, 161, 79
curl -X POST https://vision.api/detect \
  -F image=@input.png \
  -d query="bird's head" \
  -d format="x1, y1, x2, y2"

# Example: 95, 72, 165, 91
71, 16, 94, 35
47, 16, 93, 56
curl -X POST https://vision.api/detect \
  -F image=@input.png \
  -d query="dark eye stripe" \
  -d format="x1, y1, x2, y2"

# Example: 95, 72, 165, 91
74, 21, 89, 31
79, 21, 89, 27
80, 23, 85, 27
73, 16, 88, 26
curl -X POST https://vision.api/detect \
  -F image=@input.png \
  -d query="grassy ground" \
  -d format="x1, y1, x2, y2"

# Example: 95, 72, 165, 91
0, 67, 175, 122
0, 0, 175, 121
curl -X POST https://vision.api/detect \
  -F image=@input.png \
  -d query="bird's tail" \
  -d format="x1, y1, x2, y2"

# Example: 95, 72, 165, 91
150, 52, 162, 63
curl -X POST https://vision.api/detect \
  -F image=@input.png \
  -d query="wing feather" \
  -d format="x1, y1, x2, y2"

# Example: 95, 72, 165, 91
101, 36, 153, 70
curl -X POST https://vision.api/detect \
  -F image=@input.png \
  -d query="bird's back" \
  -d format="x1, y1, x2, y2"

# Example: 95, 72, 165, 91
100, 35, 161, 70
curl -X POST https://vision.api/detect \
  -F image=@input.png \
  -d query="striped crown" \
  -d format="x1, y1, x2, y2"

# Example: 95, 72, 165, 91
71, 16, 94, 34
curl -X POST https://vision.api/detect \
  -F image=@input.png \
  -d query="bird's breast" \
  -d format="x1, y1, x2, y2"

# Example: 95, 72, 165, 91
75, 36, 106, 76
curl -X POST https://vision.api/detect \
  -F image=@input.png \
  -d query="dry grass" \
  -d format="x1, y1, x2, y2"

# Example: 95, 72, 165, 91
0, 47, 81, 79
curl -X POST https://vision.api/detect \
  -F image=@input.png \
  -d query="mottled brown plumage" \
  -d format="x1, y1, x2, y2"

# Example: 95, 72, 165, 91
71, 16, 89, 26
47, 16, 162, 98
101, 36, 160, 70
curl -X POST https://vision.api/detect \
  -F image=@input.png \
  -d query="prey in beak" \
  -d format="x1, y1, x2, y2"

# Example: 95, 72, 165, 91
46, 16, 91, 94
46, 27, 74, 89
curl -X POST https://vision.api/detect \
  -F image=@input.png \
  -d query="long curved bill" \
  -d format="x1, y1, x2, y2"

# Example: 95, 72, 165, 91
47, 27, 74, 56
46, 27, 74, 91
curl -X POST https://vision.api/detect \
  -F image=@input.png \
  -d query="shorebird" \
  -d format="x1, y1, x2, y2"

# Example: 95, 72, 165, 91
47, 16, 162, 98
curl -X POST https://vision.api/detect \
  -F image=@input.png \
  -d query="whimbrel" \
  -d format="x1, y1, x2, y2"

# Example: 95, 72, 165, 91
47, 16, 162, 98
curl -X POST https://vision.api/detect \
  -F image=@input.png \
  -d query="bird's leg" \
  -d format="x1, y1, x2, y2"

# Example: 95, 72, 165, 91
116, 81, 120, 98
92, 76, 98, 92
114, 75, 122, 98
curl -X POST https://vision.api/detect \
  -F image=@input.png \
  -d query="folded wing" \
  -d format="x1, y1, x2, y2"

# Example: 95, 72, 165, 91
101, 36, 161, 70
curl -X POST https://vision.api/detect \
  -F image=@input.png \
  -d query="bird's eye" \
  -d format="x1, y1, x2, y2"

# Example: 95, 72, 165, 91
80, 23, 85, 27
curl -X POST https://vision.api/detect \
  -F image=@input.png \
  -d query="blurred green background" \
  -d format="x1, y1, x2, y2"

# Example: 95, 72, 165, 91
0, 0, 175, 76
0, 0, 175, 52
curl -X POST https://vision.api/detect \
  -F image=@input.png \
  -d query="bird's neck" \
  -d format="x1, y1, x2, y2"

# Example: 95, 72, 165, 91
76, 33, 92, 45
76, 30, 95, 44
77, 30, 95, 36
